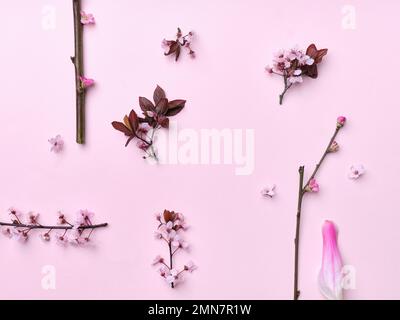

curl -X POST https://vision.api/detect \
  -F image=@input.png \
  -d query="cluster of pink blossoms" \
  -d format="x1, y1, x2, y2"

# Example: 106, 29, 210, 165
266, 47, 315, 84
1, 208, 103, 246
266, 44, 328, 104
152, 210, 196, 288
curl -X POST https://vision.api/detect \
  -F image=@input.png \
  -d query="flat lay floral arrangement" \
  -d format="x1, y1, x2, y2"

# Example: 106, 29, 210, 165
1, 0, 386, 300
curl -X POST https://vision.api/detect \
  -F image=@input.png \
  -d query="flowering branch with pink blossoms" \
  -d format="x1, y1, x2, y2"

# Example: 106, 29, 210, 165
0, 208, 108, 245
266, 44, 328, 105
293, 116, 346, 300
162, 28, 195, 61
71, 0, 95, 144
152, 210, 196, 288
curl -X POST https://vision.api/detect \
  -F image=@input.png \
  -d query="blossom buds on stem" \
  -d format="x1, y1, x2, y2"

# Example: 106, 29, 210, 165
293, 117, 346, 300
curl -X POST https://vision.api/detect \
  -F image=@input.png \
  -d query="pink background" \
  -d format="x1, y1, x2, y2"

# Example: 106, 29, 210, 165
0, 0, 399, 299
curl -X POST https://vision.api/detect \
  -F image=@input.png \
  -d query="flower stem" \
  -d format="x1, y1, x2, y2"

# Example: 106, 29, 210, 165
168, 241, 174, 288
72, 0, 85, 144
302, 126, 340, 193
279, 75, 292, 105
293, 125, 343, 300
293, 166, 304, 300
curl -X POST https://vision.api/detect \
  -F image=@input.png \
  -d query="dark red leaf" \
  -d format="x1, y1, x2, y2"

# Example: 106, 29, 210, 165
314, 48, 328, 64
125, 136, 134, 147
306, 44, 317, 58
163, 210, 175, 222
155, 98, 169, 115
158, 116, 169, 128
306, 44, 328, 64
139, 97, 155, 112
302, 64, 318, 78
112, 121, 132, 136
175, 45, 181, 61
129, 109, 139, 132
153, 85, 166, 105
166, 99, 186, 116
164, 41, 179, 56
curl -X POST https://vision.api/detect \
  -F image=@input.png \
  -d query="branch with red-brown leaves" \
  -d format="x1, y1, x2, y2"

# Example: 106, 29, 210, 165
162, 28, 195, 61
152, 210, 197, 288
1, 207, 108, 246
111, 85, 186, 161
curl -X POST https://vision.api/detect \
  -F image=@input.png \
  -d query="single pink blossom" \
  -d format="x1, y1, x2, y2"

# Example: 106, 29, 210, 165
57, 211, 67, 224
261, 184, 276, 198
348, 164, 365, 180
40, 232, 51, 242
1, 226, 13, 238
76, 209, 94, 225
80, 11, 95, 25
184, 261, 197, 273
27, 212, 39, 224
188, 50, 196, 58
48, 135, 64, 153
158, 266, 168, 277
265, 66, 273, 74
328, 141, 339, 153
288, 76, 303, 84
306, 178, 319, 193
166, 269, 179, 285
337, 116, 346, 128
55, 233, 68, 245
8, 207, 22, 219
154, 212, 161, 221
319, 220, 343, 300
171, 234, 188, 249
174, 219, 188, 230
79, 76, 95, 89
154, 230, 163, 240
161, 39, 170, 49
136, 141, 149, 151
13, 229, 28, 242
152, 255, 164, 266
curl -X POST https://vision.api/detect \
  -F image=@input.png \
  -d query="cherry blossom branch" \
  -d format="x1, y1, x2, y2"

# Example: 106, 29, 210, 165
293, 165, 304, 300
0, 222, 108, 230
292, 116, 346, 300
72, 0, 85, 144
71, 0, 95, 144
1, 209, 108, 245
152, 210, 196, 288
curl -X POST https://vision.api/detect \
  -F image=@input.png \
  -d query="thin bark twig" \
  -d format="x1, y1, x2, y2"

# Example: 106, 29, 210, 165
293, 124, 343, 300
72, 0, 85, 144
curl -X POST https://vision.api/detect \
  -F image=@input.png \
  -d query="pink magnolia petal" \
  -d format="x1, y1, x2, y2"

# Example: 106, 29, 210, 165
318, 220, 343, 300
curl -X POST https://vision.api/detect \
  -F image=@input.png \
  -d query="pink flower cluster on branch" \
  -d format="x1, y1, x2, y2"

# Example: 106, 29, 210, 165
293, 116, 346, 300
162, 28, 195, 61
152, 210, 196, 288
112, 85, 186, 161
0, 208, 108, 246
266, 44, 328, 105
